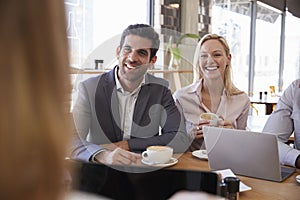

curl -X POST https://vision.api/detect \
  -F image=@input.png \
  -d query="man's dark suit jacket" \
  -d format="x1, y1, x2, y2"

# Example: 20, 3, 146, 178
70, 66, 189, 162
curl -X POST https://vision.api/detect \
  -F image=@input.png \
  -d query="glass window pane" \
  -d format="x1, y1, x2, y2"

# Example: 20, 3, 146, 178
212, 1, 251, 93
66, 0, 149, 109
253, 3, 281, 96
65, 0, 149, 69
283, 13, 300, 91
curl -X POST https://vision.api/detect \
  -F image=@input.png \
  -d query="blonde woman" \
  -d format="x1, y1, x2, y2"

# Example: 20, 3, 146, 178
174, 34, 250, 151
0, 0, 72, 200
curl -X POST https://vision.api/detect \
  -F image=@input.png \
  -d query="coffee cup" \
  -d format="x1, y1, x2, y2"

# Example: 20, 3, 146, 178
200, 113, 219, 126
142, 146, 173, 164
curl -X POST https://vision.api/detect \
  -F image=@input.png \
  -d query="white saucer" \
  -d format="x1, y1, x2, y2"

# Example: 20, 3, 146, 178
192, 150, 208, 160
141, 157, 178, 167
296, 175, 300, 184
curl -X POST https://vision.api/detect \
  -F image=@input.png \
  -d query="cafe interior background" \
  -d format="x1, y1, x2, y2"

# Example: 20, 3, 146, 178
67, 0, 300, 119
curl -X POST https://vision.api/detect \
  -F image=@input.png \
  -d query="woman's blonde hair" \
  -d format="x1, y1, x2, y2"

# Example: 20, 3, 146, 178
192, 33, 243, 96
0, 1, 71, 200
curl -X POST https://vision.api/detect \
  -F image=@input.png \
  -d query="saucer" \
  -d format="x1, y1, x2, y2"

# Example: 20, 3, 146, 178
192, 150, 208, 160
141, 157, 178, 167
296, 175, 300, 184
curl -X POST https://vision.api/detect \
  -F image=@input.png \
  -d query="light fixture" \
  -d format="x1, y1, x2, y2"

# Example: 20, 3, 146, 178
169, 3, 179, 9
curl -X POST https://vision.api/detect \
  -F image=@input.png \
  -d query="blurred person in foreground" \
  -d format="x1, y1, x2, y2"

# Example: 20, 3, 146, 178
0, 0, 75, 200
70, 24, 190, 165
173, 34, 250, 151
263, 79, 300, 168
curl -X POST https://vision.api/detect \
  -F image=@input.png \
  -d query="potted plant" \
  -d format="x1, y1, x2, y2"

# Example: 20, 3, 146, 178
166, 33, 200, 69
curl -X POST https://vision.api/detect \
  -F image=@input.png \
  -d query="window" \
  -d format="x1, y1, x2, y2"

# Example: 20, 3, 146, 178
283, 13, 300, 90
65, 0, 149, 109
212, 1, 251, 93
65, 0, 149, 69
253, 2, 281, 95
212, 0, 300, 97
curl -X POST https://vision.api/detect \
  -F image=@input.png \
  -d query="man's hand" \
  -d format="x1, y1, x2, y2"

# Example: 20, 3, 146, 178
95, 148, 141, 165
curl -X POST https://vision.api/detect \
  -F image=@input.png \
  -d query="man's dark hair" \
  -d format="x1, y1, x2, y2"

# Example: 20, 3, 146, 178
120, 24, 160, 60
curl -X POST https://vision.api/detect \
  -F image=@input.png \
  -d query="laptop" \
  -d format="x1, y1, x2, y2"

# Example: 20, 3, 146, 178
203, 126, 295, 182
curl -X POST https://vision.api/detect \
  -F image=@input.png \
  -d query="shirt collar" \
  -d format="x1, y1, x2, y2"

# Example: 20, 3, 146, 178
184, 79, 202, 94
114, 66, 145, 93
191, 78, 227, 96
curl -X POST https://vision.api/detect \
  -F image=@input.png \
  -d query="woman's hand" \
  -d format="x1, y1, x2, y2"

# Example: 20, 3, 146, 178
193, 119, 234, 139
189, 118, 234, 151
193, 119, 210, 140
218, 119, 234, 129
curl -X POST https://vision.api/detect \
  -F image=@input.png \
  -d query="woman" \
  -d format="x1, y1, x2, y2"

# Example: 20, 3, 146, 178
0, 0, 72, 200
174, 34, 250, 151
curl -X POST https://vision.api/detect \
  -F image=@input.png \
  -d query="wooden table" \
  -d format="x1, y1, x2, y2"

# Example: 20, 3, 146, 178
170, 152, 300, 200
249, 97, 279, 115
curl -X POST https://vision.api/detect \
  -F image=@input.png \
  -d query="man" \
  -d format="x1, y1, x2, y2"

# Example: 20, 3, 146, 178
263, 79, 300, 168
70, 24, 189, 165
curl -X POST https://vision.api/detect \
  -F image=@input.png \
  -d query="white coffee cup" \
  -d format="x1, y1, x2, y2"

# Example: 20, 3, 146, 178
200, 113, 219, 126
142, 146, 173, 164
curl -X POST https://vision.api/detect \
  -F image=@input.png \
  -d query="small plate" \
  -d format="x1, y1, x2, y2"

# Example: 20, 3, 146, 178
141, 157, 178, 167
296, 175, 300, 184
192, 150, 208, 160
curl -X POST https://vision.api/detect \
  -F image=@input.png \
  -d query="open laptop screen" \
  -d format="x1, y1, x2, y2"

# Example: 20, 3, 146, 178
66, 159, 220, 200
203, 126, 295, 182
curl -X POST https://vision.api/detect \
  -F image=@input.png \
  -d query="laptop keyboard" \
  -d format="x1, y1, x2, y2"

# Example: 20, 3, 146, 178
281, 167, 295, 180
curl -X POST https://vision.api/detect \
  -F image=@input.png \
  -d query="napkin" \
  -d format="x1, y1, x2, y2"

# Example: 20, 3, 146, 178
214, 169, 252, 192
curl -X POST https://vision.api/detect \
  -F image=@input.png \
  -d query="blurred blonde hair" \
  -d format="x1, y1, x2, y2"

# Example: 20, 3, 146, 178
192, 33, 243, 96
0, 1, 71, 200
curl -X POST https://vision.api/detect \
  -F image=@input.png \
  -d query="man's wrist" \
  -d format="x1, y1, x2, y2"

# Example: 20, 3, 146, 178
90, 149, 106, 163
